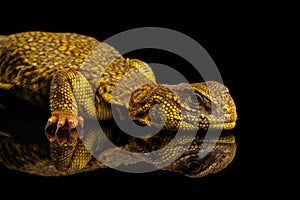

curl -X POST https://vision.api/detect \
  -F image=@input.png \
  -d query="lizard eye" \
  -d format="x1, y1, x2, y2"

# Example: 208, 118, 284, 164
186, 94, 203, 107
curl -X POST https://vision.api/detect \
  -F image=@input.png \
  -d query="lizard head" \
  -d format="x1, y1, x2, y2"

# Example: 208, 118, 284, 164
129, 81, 237, 131
162, 133, 236, 178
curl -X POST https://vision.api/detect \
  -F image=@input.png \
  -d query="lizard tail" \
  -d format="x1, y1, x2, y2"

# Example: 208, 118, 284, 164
0, 35, 7, 58
0, 35, 7, 41
0, 35, 7, 47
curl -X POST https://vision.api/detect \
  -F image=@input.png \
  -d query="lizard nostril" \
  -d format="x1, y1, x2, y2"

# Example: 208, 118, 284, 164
223, 106, 230, 114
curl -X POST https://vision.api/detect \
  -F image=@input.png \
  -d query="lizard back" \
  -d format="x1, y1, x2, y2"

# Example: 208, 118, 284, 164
0, 31, 122, 100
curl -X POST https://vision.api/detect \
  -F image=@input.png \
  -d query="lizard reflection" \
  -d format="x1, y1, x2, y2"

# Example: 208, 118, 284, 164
0, 94, 236, 178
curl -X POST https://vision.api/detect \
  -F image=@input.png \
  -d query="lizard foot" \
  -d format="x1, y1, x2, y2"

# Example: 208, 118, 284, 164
45, 112, 84, 145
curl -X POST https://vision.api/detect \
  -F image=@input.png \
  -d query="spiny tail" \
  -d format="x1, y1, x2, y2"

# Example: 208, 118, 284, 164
0, 35, 8, 53
0, 35, 7, 42
0, 35, 13, 90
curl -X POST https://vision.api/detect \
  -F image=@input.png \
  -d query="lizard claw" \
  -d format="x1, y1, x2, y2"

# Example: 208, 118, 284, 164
45, 112, 84, 146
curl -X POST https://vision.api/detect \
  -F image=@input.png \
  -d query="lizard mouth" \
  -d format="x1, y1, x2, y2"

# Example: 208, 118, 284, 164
131, 114, 237, 131
208, 121, 236, 130
176, 119, 236, 131
196, 114, 237, 130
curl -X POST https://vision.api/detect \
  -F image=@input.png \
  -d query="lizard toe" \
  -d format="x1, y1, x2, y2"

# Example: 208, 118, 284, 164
45, 116, 58, 142
45, 112, 84, 144
56, 128, 79, 146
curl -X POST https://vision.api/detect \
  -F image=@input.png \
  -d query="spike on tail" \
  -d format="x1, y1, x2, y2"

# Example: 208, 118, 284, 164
0, 35, 7, 42
0, 35, 7, 50
0, 35, 7, 47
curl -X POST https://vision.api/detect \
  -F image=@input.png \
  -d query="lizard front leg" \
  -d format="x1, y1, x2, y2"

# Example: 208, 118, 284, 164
45, 69, 95, 145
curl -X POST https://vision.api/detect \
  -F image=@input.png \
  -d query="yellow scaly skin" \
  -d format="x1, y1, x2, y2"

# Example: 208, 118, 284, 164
0, 31, 237, 175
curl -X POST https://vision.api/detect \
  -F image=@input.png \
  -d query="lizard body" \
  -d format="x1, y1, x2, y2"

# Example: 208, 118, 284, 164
0, 31, 237, 177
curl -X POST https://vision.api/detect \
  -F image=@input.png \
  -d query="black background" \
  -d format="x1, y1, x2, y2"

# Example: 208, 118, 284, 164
0, 4, 255, 199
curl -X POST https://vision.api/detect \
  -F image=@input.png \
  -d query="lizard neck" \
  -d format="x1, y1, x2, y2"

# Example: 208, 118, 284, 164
98, 58, 157, 108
